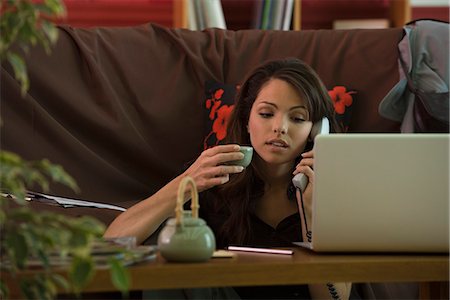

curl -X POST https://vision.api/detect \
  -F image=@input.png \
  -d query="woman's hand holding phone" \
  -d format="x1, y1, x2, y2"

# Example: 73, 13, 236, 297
293, 149, 314, 230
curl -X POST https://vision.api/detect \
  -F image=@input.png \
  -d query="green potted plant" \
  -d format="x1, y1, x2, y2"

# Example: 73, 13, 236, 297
0, 0, 129, 298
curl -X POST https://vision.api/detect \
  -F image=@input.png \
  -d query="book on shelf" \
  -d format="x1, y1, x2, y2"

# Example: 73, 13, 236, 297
186, 0, 198, 30
293, 0, 301, 30
202, 0, 227, 29
271, 0, 285, 30
193, 0, 205, 30
261, 0, 273, 30
253, 0, 293, 30
185, 0, 226, 30
173, 0, 188, 28
282, 0, 294, 30
252, 0, 265, 29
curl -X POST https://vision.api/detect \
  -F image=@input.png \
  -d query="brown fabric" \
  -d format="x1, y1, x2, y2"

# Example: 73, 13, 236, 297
1, 23, 402, 225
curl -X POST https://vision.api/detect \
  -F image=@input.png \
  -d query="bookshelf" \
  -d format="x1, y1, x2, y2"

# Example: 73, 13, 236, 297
55, 0, 429, 30
173, 0, 412, 30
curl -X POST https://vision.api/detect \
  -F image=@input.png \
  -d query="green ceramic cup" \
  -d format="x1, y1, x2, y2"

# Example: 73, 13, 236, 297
226, 146, 253, 168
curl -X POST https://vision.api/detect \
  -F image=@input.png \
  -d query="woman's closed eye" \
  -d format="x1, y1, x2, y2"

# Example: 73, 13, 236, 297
291, 116, 306, 123
259, 112, 273, 118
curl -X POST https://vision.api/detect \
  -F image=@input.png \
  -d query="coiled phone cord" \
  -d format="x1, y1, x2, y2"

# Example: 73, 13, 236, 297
298, 188, 312, 243
298, 188, 341, 300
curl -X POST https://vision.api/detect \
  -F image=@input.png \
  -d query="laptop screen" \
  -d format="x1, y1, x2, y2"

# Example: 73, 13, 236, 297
307, 134, 449, 253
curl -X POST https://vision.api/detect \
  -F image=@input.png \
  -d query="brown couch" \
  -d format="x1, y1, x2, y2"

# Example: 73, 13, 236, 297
1, 23, 402, 225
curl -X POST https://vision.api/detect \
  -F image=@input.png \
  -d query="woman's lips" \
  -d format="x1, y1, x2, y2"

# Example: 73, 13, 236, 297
266, 139, 288, 148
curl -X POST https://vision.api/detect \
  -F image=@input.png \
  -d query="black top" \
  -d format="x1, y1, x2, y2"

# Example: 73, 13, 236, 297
198, 189, 311, 300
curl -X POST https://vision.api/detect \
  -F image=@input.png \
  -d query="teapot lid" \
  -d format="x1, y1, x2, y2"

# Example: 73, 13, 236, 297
166, 216, 206, 227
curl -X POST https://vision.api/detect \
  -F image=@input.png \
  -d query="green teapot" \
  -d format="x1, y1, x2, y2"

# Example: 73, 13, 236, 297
157, 176, 216, 262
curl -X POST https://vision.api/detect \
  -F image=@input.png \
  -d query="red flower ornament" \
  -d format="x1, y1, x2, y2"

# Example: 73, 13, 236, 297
212, 104, 234, 141
204, 87, 235, 149
328, 86, 355, 115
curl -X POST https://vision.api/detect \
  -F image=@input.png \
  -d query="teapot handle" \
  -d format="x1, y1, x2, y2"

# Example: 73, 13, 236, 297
175, 176, 199, 226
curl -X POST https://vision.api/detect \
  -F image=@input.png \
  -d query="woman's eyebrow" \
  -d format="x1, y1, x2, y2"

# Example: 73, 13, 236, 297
259, 101, 307, 111
259, 101, 277, 107
290, 105, 308, 111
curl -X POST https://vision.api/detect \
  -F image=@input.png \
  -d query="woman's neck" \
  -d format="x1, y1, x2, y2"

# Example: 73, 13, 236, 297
254, 157, 294, 188
253, 157, 298, 228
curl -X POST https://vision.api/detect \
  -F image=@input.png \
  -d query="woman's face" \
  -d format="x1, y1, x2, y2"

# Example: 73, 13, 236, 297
247, 78, 312, 167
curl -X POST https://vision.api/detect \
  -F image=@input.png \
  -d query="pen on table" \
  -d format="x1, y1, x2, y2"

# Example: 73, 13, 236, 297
227, 246, 294, 255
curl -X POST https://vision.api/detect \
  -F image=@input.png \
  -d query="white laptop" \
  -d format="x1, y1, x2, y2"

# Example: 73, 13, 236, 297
294, 134, 449, 253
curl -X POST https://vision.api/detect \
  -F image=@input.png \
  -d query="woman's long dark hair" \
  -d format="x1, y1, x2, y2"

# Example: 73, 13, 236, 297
216, 58, 341, 245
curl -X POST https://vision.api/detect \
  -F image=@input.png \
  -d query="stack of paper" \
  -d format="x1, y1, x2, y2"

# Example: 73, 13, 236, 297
2, 238, 157, 268
23, 191, 127, 212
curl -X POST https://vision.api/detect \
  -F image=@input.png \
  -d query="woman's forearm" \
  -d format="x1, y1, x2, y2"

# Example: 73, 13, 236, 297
104, 175, 185, 245
104, 145, 244, 244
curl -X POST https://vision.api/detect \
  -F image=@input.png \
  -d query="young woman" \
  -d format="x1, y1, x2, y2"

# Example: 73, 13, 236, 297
105, 58, 352, 299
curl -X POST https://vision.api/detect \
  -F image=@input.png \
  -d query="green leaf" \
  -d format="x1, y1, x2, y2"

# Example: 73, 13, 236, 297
43, 276, 57, 298
6, 232, 29, 268
18, 277, 51, 299
108, 256, 130, 296
10, 207, 38, 222
50, 273, 70, 292
70, 216, 105, 236
44, 0, 66, 16
6, 52, 29, 96
0, 280, 10, 299
25, 275, 53, 300
68, 231, 90, 255
36, 248, 51, 270
19, 18, 38, 46
20, 279, 36, 299
41, 160, 79, 192
23, 168, 49, 191
41, 20, 59, 44
69, 256, 95, 292
0, 150, 22, 164
0, 209, 6, 225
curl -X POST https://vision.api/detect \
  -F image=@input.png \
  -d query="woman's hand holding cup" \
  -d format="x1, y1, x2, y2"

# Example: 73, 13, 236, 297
183, 144, 252, 192
224, 146, 253, 168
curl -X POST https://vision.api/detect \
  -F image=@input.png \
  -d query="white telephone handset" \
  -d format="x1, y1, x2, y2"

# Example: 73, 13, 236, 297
292, 117, 330, 192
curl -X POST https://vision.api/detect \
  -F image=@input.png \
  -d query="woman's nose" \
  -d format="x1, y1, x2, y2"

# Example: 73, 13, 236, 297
273, 127, 286, 134
273, 117, 287, 134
